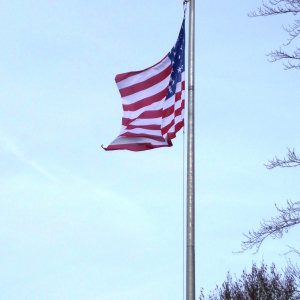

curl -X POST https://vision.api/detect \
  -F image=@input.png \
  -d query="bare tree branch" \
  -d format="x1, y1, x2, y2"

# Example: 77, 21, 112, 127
265, 148, 300, 169
267, 48, 300, 69
248, 0, 300, 18
249, 0, 300, 69
238, 200, 300, 254
283, 246, 300, 256
283, 20, 300, 45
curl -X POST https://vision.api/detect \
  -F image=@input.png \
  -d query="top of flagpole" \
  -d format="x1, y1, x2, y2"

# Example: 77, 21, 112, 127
183, 0, 190, 12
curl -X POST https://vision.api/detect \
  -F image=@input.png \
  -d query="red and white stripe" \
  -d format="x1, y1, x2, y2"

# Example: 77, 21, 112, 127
103, 55, 185, 151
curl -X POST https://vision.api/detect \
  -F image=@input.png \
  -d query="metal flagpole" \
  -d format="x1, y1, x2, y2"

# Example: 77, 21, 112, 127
186, 0, 195, 299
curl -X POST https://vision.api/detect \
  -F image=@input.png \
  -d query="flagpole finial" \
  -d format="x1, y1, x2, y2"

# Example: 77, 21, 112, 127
183, 0, 189, 14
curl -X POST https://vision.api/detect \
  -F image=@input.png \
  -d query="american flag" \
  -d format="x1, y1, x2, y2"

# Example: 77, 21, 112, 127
103, 19, 185, 151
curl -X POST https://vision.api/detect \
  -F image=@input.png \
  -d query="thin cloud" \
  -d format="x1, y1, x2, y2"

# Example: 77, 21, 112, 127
0, 136, 55, 180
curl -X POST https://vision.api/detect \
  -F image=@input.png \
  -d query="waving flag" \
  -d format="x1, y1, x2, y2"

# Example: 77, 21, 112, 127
103, 19, 185, 151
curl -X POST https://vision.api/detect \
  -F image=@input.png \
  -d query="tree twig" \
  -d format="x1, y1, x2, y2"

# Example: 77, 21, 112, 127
265, 148, 300, 169
237, 200, 300, 254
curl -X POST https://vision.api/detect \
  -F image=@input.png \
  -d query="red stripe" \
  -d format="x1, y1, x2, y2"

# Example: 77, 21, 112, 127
175, 90, 182, 102
126, 124, 161, 130
175, 120, 184, 132
102, 142, 172, 152
123, 87, 168, 112
122, 109, 163, 126
182, 80, 185, 90
138, 109, 163, 119
122, 118, 132, 126
167, 132, 176, 140
165, 121, 183, 141
162, 90, 184, 119
115, 55, 168, 83
120, 132, 165, 142
162, 105, 174, 118
174, 106, 183, 117
119, 65, 171, 97
161, 119, 175, 136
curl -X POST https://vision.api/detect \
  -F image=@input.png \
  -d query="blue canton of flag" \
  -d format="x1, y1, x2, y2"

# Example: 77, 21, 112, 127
166, 20, 185, 100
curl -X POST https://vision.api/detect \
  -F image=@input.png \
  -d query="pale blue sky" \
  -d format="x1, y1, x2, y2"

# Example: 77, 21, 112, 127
0, 1, 299, 300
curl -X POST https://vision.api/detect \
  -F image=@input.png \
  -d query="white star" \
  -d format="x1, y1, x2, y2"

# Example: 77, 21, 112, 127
172, 61, 175, 65
168, 86, 173, 93
180, 46, 183, 50
173, 52, 176, 56
177, 66, 182, 73
179, 55, 181, 59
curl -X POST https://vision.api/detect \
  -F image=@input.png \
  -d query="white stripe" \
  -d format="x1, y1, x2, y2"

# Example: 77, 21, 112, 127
161, 113, 174, 128
116, 56, 171, 90
121, 128, 162, 136
121, 75, 170, 105
130, 118, 162, 126
110, 136, 168, 146
163, 124, 175, 138
181, 72, 185, 83
163, 94, 175, 110
176, 82, 182, 93
175, 114, 183, 124
175, 98, 183, 110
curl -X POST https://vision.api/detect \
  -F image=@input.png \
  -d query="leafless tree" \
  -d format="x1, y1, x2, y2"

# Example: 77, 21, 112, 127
249, 0, 300, 69
239, 200, 300, 254
200, 262, 299, 300
265, 148, 300, 169
236, 150, 300, 293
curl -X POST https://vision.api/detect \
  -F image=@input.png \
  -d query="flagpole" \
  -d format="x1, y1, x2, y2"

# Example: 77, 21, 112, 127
186, 0, 195, 299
